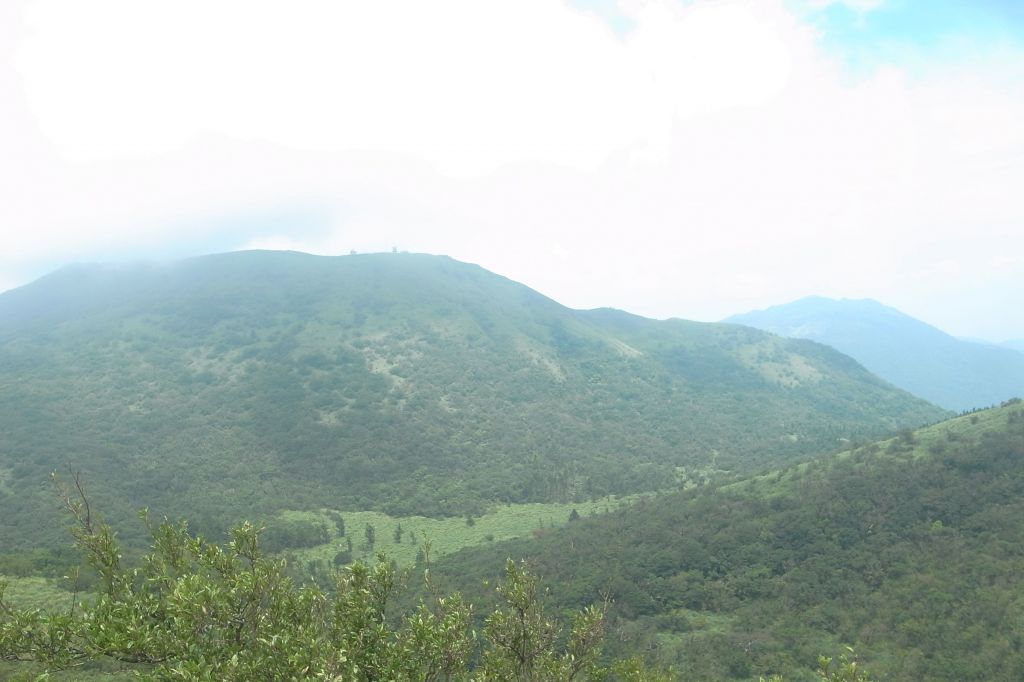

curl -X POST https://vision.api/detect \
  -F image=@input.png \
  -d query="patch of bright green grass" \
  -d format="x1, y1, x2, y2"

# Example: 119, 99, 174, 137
279, 495, 640, 570
0, 574, 74, 612
0, 660, 137, 681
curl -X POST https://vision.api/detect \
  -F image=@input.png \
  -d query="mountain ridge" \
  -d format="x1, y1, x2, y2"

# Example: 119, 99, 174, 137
725, 295, 1024, 411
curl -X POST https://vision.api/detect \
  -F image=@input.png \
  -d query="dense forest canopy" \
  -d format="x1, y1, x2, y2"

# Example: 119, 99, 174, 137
0, 252, 944, 553
431, 401, 1024, 681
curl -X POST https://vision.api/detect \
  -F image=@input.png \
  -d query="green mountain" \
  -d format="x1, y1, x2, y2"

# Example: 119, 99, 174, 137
434, 401, 1024, 681
0, 251, 943, 551
725, 296, 1024, 412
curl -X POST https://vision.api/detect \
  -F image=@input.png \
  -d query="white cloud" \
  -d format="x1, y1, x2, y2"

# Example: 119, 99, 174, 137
805, 0, 885, 11
15, 0, 795, 173
2, 0, 1024, 338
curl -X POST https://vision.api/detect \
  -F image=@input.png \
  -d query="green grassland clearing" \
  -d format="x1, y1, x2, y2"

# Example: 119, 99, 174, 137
280, 494, 642, 570
0, 574, 74, 613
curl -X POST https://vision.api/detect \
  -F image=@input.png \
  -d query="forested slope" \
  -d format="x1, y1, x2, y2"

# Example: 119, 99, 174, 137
0, 251, 944, 551
434, 401, 1024, 681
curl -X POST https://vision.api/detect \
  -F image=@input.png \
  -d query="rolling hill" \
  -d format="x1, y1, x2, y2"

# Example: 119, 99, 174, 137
0, 251, 944, 551
433, 400, 1024, 681
725, 296, 1024, 412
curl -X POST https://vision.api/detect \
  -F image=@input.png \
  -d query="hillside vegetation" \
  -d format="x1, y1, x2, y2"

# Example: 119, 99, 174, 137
1, 491, 674, 681
0, 252, 944, 553
434, 401, 1024, 681
726, 296, 1024, 411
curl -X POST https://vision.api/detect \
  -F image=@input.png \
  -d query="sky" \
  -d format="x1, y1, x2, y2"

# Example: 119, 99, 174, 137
1, 0, 1023, 340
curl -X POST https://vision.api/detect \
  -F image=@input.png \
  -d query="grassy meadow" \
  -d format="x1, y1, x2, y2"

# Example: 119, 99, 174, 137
280, 494, 641, 570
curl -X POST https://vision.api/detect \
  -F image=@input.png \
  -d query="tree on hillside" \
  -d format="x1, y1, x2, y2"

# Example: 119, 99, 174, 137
365, 522, 376, 549
327, 511, 345, 536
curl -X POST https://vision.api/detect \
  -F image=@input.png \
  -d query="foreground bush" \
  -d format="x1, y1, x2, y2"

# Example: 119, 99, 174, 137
0, 476, 671, 681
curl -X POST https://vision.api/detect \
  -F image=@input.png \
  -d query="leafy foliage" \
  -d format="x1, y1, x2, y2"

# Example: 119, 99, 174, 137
0, 483, 673, 681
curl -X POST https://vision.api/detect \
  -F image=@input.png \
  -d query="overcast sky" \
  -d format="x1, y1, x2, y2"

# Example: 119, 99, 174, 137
2, 0, 1023, 340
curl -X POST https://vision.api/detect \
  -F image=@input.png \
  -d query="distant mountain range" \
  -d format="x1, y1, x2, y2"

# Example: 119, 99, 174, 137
725, 296, 1024, 412
0, 252, 943, 551
1000, 339, 1024, 353
956, 336, 1024, 354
